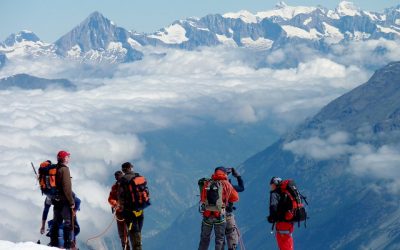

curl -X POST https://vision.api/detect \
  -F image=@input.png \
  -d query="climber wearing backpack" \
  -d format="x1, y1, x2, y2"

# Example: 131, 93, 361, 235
108, 170, 130, 250
198, 167, 239, 250
267, 177, 308, 250
118, 162, 150, 250
42, 193, 81, 248
49, 150, 75, 249
41, 193, 81, 237
224, 168, 244, 250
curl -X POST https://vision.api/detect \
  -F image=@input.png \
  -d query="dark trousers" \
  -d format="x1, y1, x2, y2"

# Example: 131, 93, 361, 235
116, 213, 130, 250
124, 211, 144, 250
198, 218, 226, 250
50, 203, 73, 248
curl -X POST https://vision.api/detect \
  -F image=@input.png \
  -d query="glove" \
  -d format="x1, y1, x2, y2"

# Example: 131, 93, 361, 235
115, 205, 123, 213
267, 216, 275, 224
226, 202, 234, 213
231, 168, 240, 178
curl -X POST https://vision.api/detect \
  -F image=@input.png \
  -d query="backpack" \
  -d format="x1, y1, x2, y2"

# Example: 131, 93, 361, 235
38, 160, 59, 198
198, 178, 209, 196
278, 179, 308, 226
124, 174, 150, 211
203, 179, 224, 212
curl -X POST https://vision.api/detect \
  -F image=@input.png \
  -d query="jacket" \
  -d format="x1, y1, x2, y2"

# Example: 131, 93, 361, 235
269, 189, 284, 222
108, 182, 119, 207
226, 175, 245, 213
55, 163, 74, 207
108, 181, 123, 215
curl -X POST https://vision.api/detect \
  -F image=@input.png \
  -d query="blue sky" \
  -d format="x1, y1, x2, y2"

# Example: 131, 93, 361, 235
1, 0, 399, 42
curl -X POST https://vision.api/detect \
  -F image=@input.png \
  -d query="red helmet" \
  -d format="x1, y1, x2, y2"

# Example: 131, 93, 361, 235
57, 150, 70, 160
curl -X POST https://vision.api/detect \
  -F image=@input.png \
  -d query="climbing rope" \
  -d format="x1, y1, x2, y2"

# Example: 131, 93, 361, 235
85, 211, 116, 245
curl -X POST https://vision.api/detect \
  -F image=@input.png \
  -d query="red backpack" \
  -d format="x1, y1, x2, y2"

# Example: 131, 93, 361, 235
278, 179, 308, 226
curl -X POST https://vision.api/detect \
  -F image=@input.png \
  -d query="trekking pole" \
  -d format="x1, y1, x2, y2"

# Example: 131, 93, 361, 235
270, 222, 275, 235
71, 207, 75, 234
71, 207, 76, 249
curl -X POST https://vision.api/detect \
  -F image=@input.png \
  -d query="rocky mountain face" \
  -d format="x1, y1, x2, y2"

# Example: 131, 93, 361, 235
1, 2, 400, 63
0, 74, 76, 90
144, 1, 400, 51
55, 11, 143, 63
145, 62, 400, 250
0, 53, 6, 69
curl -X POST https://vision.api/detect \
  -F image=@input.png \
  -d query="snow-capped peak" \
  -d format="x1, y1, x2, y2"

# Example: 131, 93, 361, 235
223, 10, 258, 23
83, 11, 116, 27
20, 30, 34, 34
148, 23, 189, 44
336, 1, 360, 16
256, 4, 316, 20
275, 1, 288, 9
3, 31, 41, 47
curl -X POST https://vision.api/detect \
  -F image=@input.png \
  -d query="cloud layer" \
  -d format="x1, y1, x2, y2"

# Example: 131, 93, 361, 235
284, 131, 400, 193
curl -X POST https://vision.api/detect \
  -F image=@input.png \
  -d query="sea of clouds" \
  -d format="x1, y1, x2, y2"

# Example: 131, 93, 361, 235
0, 38, 399, 247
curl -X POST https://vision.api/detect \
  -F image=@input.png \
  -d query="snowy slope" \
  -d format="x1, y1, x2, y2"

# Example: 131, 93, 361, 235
148, 23, 189, 44
0, 241, 55, 250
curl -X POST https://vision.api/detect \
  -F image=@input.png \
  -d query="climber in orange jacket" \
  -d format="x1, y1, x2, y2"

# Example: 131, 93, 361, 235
108, 170, 130, 250
198, 167, 239, 250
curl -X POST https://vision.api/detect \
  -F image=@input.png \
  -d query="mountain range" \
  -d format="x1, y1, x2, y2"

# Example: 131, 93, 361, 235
0, 74, 76, 90
145, 61, 400, 249
1, 1, 399, 63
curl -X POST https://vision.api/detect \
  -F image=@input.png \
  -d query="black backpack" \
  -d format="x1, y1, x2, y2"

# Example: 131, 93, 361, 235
278, 179, 308, 226
122, 174, 150, 211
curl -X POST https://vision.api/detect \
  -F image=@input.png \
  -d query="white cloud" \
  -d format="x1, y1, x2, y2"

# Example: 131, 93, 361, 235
283, 131, 352, 160
350, 145, 400, 193
284, 132, 400, 192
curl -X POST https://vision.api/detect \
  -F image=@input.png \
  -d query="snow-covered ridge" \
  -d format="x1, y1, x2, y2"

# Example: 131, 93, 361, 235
256, 3, 316, 20
241, 37, 273, 50
223, 2, 317, 23
221, 1, 374, 22
282, 25, 321, 39
223, 10, 258, 23
1, 1, 400, 62
148, 23, 189, 44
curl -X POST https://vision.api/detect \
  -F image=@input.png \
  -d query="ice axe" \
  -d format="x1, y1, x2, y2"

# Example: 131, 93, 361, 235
31, 162, 39, 179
